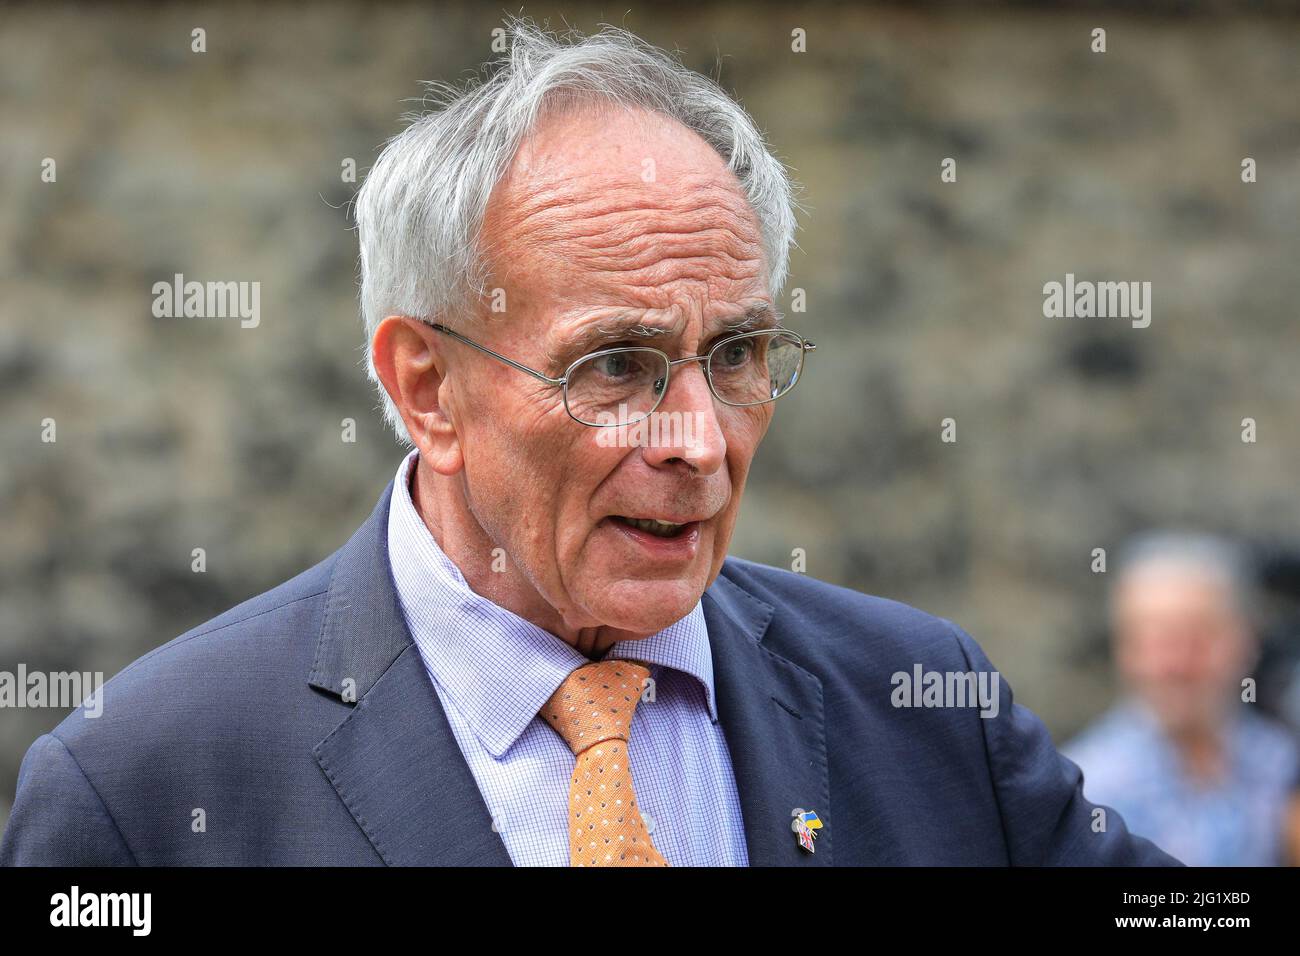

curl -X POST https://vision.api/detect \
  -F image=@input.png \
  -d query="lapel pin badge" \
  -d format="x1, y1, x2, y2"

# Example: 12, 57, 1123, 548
790, 808, 823, 854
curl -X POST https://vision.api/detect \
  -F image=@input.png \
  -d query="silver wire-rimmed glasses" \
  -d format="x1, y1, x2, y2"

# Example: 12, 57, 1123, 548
427, 322, 816, 427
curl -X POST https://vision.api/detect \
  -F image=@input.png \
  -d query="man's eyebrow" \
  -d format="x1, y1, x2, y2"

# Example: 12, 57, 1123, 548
546, 315, 678, 371
546, 303, 782, 371
717, 303, 782, 334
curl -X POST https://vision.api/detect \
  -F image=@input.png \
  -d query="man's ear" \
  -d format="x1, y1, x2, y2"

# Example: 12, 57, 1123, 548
372, 316, 463, 475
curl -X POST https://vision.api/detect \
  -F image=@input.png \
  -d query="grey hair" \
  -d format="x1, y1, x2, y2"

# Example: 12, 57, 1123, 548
1113, 530, 1257, 622
354, 15, 802, 444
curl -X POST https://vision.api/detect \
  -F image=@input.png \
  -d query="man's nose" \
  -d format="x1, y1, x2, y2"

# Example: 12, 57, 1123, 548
638, 360, 726, 475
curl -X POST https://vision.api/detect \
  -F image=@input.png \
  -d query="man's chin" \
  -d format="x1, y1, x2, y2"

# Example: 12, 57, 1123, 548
583, 576, 708, 637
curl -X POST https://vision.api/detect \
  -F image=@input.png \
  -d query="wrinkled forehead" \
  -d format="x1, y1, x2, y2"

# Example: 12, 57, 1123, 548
477, 102, 766, 308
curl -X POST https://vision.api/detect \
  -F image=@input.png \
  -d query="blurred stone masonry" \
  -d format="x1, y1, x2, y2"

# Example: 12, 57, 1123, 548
1, 2, 1298, 830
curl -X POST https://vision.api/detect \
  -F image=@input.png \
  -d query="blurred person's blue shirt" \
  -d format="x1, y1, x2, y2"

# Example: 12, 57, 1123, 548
1062, 699, 1297, 866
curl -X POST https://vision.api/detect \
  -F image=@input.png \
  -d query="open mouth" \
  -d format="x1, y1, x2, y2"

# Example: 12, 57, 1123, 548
610, 516, 692, 538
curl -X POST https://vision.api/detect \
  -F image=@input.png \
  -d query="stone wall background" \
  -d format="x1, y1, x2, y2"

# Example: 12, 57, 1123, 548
2, 1, 1299, 829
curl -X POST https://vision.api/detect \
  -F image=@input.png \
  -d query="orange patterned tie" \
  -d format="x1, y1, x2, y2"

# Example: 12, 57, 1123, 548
540, 659, 670, 867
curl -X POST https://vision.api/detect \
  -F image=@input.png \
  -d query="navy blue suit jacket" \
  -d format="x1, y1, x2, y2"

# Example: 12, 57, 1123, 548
1, 482, 1180, 865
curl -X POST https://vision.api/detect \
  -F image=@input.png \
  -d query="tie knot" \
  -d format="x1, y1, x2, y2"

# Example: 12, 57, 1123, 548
541, 659, 651, 754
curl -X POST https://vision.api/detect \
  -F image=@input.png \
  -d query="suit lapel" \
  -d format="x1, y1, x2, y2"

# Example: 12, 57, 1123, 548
313, 644, 512, 865
704, 570, 832, 866
308, 481, 512, 866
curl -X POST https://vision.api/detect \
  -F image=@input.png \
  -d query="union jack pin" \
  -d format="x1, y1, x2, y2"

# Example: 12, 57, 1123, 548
791, 808, 824, 854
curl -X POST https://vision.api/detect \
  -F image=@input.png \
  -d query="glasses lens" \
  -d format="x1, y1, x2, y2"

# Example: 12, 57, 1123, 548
708, 331, 805, 406
565, 348, 669, 426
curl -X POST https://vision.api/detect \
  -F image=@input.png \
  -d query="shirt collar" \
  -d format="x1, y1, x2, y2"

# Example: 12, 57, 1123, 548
385, 449, 718, 759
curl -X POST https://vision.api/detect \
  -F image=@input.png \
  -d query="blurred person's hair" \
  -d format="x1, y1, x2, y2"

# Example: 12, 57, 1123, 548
1111, 530, 1259, 627
353, 14, 802, 444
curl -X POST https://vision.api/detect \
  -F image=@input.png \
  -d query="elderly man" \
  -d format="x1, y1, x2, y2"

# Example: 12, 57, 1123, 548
1063, 532, 1299, 866
2, 20, 1178, 866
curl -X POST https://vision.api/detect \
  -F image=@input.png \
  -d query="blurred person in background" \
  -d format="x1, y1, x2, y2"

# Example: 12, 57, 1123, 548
1063, 532, 1300, 866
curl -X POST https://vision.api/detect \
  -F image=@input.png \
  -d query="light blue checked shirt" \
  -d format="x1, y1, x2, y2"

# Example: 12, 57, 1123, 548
386, 450, 749, 866
1063, 697, 1299, 867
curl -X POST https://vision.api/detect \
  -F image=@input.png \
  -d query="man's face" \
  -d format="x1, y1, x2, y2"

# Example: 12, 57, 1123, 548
438, 105, 776, 637
1112, 562, 1253, 734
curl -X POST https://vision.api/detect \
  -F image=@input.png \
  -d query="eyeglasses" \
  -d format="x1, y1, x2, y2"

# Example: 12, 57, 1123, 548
427, 322, 816, 427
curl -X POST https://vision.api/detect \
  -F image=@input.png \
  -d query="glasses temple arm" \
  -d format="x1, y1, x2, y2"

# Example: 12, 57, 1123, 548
428, 323, 566, 385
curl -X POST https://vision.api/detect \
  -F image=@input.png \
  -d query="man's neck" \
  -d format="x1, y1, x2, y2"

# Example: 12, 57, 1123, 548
1166, 721, 1228, 787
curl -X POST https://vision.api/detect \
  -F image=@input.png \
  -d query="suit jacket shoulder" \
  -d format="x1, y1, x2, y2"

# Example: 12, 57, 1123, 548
1, 541, 382, 865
